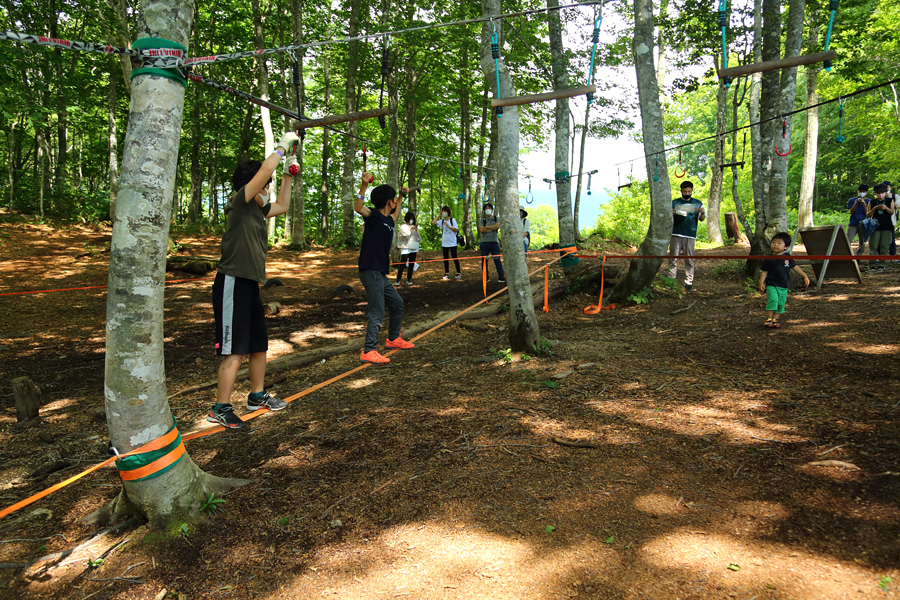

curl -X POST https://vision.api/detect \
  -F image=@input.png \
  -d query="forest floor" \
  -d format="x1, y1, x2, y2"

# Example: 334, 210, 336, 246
0, 216, 898, 600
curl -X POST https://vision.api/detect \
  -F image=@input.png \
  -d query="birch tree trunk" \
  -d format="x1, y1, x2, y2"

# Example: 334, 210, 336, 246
339, 0, 362, 246
798, 17, 820, 229
572, 103, 591, 241
107, 56, 120, 222
750, 0, 804, 263
320, 43, 332, 241
288, 0, 308, 249
481, 0, 541, 353
7, 117, 17, 210
460, 34, 473, 245
99, 0, 247, 528
186, 81, 202, 224
473, 87, 488, 209
250, 0, 276, 239
609, 0, 672, 304
706, 82, 727, 245
547, 0, 577, 262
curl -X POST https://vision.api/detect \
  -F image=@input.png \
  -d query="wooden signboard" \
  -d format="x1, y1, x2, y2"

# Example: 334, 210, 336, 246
792, 225, 862, 290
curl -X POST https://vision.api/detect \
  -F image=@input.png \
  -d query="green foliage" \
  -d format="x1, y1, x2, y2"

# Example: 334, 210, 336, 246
627, 286, 655, 305
86, 557, 104, 568
519, 204, 560, 250
877, 575, 892, 591
200, 493, 226, 513
492, 348, 513, 363
535, 337, 554, 356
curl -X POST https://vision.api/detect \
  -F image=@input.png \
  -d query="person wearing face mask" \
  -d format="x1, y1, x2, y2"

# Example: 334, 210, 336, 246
846, 184, 870, 256
432, 206, 462, 280
209, 131, 300, 429
477, 203, 506, 283
667, 180, 706, 292
866, 182, 895, 269
883, 181, 898, 257
355, 172, 415, 364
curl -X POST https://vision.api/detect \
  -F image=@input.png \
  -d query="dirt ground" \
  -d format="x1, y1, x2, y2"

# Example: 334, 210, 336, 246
0, 217, 898, 600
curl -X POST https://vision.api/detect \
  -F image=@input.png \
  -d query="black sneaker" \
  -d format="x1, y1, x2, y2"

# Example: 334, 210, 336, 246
498, 278, 506, 283
685, 284, 694, 292
247, 390, 288, 411
207, 404, 247, 429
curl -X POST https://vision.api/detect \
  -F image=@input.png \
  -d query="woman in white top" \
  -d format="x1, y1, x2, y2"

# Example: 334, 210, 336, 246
432, 205, 461, 280
520, 205, 531, 252
395, 211, 420, 286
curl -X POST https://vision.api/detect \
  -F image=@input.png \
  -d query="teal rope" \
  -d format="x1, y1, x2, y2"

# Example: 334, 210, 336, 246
491, 20, 503, 118
458, 168, 466, 201
823, 1, 839, 71
718, 0, 731, 88
586, 13, 602, 104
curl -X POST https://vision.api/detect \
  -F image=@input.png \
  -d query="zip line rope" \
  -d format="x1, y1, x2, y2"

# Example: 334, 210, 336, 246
0, 252, 571, 521
614, 76, 900, 167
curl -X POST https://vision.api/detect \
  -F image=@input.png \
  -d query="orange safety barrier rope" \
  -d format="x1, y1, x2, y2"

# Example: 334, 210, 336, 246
482, 256, 489, 303
542, 265, 550, 313
0, 252, 571, 521
0, 277, 207, 298
574, 253, 893, 262
584, 255, 616, 314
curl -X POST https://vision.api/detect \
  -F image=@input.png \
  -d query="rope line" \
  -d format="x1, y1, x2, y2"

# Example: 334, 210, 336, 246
0, 278, 206, 298
614, 76, 900, 167
0, 253, 570, 520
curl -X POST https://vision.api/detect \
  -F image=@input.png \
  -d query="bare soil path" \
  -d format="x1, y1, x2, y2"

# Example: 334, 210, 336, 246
0, 219, 898, 600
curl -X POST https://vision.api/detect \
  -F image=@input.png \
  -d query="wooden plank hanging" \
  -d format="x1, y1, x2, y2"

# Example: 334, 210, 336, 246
291, 107, 391, 130
490, 85, 597, 108
717, 51, 837, 79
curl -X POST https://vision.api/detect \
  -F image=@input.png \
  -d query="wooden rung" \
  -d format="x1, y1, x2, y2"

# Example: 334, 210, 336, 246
291, 107, 391, 130
490, 85, 597, 108
719, 161, 745, 170
717, 51, 837, 79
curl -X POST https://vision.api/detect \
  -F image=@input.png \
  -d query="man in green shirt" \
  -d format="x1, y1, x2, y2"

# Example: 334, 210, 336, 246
667, 181, 706, 292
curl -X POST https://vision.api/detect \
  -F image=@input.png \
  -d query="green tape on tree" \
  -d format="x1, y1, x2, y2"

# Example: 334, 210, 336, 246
130, 37, 188, 87
561, 255, 581, 268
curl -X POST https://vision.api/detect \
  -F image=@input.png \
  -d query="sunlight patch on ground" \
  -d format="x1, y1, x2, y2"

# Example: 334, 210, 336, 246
827, 342, 900, 355
273, 523, 623, 600
633, 493, 683, 516
640, 530, 882, 599
345, 378, 380, 390
267, 339, 296, 358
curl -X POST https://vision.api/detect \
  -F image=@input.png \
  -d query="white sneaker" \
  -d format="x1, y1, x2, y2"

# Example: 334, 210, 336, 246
442, 275, 450, 280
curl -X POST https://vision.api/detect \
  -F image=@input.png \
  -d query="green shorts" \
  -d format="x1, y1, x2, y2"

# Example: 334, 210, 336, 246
765, 286, 788, 314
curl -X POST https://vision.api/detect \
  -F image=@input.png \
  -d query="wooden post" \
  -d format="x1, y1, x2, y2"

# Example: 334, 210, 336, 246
291, 107, 391, 130
717, 51, 837, 79
490, 85, 597, 108
12, 377, 41, 422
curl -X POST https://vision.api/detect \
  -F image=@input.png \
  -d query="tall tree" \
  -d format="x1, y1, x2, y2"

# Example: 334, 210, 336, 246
609, 0, 672, 303
481, 0, 541, 353
99, 0, 246, 527
287, 0, 308, 249
338, 0, 363, 246
706, 81, 728, 244
547, 0, 577, 263
250, 0, 276, 238
798, 12, 822, 229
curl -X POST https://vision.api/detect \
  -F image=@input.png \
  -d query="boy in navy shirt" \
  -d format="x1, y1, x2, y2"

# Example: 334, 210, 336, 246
846, 184, 869, 255
758, 232, 810, 329
355, 172, 415, 364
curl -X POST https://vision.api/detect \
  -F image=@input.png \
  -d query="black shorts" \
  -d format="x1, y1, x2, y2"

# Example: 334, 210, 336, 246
212, 272, 268, 356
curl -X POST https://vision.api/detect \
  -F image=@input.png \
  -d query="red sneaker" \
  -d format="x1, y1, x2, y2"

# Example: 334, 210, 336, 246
385, 336, 415, 349
360, 350, 390, 364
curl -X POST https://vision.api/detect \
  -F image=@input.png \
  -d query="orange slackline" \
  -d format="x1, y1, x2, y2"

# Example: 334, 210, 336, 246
584, 255, 616, 314
0, 252, 571, 520
542, 265, 550, 313
574, 253, 894, 262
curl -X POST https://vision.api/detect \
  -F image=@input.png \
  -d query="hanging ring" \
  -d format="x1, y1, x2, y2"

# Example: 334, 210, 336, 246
675, 166, 686, 178
775, 142, 792, 157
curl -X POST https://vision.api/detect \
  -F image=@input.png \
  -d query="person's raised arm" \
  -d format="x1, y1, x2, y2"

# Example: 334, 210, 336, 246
267, 157, 298, 218
392, 188, 407, 222
354, 172, 375, 217
245, 131, 299, 203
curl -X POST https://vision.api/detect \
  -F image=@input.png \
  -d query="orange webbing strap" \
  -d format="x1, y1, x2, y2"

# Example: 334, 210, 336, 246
542, 265, 550, 313
0, 254, 569, 520
0, 278, 207, 298
482, 256, 489, 303
584, 255, 615, 314
117, 441, 186, 481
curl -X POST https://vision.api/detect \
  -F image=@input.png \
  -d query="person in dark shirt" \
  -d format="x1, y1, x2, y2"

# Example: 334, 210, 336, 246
758, 232, 810, 329
846, 184, 869, 256
355, 172, 415, 364
866, 182, 895, 269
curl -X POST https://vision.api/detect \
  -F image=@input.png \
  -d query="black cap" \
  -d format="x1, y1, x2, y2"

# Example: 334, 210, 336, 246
882, 180, 892, 187
874, 183, 888, 193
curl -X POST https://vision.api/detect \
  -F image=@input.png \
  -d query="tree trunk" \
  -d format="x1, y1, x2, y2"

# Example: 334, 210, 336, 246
748, 0, 763, 255
460, 31, 473, 245
609, 0, 672, 304
37, 130, 46, 219
108, 56, 120, 222
473, 87, 488, 209
387, 50, 401, 205
547, 0, 576, 264
208, 138, 219, 224
656, 0, 669, 91
481, 0, 541, 353
339, 0, 362, 246
798, 17, 820, 229
573, 103, 591, 241
749, 0, 804, 268
186, 83, 202, 224
8, 116, 17, 210
250, 0, 276, 239
320, 40, 332, 241
101, 0, 247, 529
706, 81, 727, 245
288, 0, 308, 250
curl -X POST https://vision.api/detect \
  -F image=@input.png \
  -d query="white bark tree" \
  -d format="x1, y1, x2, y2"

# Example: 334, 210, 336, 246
706, 82, 728, 245
798, 16, 821, 229
547, 0, 578, 265
480, 0, 541, 353
608, 0, 672, 303
287, 0, 308, 249
98, 0, 247, 528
